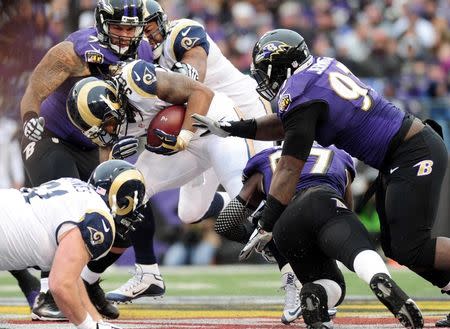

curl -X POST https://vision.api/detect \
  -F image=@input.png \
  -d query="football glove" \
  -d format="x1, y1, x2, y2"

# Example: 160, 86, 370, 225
239, 223, 273, 262
145, 129, 194, 156
191, 114, 232, 137
258, 245, 277, 264
23, 114, 45, 142
111, 136, 139, 160
172, 62, 199, 81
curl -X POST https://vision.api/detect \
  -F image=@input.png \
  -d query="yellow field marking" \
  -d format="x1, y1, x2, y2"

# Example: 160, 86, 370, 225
1, 301, 449, 319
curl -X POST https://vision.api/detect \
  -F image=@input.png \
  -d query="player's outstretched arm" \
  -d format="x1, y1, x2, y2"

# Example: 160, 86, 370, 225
49, 228, 102, 326
20, 41, 89, 118
20, 41, 90, 141
192, 113, 284, 141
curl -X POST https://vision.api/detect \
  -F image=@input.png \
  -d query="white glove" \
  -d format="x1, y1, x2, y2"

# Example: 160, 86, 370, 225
111, 136, 139, 159
172, 62, 199, 81
23, 115, 45, 141
239, 225, 273, 262
191, 114, 232, 138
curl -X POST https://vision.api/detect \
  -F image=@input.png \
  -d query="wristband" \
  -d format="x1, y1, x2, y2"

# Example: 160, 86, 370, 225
178, 129, 195, 149
259, 195, 286, 232
228, 119, 257, 139
22, 111, 39, 123
77, 313, 96, 329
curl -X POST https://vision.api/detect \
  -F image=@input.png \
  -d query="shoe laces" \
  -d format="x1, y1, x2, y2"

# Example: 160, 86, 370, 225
283, 273, 300, 310
120, 267, 148, 292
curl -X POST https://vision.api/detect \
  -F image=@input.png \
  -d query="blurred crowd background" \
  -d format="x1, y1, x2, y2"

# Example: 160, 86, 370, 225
1, 0, 449, 265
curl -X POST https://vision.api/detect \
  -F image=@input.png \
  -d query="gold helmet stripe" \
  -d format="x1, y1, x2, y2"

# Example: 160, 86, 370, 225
109, 169, 145, 216
78, 80, 118, 127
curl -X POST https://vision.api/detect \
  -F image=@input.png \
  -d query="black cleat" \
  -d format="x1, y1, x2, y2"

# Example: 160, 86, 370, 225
370, 273, 423, 328
300, 283, 333, 329
84, 279, 119, 319
31, 291, 66, 321
436, 314, 450, 327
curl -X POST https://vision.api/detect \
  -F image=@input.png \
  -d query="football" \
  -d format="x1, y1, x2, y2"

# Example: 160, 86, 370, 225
147, 104, 186, 147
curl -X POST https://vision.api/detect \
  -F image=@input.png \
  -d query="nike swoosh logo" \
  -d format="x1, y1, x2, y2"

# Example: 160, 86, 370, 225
132, 286, 151, 295
133, 71, 141, 82
181, 27, 191, 36
102, 220, 110, 233
288, 306, 301, 316
390, 167, 399, 174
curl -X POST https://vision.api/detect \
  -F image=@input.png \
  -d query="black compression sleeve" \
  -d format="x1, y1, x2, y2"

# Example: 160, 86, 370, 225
227, 119, 257, 139
282, 101, 327, 161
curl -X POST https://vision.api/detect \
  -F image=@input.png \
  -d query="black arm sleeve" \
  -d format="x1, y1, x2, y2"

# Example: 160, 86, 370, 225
281, 101, 328, 161
227, 119, 257, 139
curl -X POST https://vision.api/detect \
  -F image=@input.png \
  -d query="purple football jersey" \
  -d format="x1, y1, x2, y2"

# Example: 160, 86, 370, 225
276, 56, 404, 169
243, 144, 355, 198
40, 27, 153, 149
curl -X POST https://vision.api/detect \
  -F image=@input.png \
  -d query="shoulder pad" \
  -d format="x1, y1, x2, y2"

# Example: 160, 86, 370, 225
66, 27, 121, 65
168, 19, 209, 61
77, 210, 115, 260
118, 60, 158, 99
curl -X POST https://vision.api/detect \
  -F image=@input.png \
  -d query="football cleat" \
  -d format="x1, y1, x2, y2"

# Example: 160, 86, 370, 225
300, 282, 333, 329
281, 272, 302, 324
31, 291, 66, 321
369, 273, 423, 328
106, 264, 165, 303
436, 313, 450, 327
84, 279, 119, 319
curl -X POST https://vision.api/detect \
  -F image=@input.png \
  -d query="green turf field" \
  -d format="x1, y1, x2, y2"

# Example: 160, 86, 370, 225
0, 264, 439, 301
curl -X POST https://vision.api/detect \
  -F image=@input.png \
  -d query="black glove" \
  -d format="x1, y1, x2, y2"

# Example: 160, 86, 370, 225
172, 62, 199, 81
23, 112, 45, 141
111, 136, 139, 159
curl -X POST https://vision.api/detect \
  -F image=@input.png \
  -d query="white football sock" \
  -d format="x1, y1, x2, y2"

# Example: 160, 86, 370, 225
40, 278, 49, 293
314, 279, 342, 308
139, 263, 160, 275
353, 249, 390, 284
81, 266, 101, 284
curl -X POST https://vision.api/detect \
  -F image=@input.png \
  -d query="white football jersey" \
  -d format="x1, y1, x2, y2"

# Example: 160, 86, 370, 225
0, 178, 114, 271
116, 60, 170, 138
156, 19, 270, 120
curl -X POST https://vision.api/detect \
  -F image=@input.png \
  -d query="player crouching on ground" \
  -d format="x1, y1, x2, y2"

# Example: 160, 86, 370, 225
0, 160, 146, 329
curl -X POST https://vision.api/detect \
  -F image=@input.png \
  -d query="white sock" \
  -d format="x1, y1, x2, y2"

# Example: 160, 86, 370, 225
81, 266, 101, 284
40, 278, 49, 293
217, 191, 231, 209
139, 263, 160, 275
314, 279, 342, 308
441, 282, 450, 292
353, 249, 390, 284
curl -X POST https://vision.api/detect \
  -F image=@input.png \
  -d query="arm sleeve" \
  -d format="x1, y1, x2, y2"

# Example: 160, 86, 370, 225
281, 101, 328, 161
215, 196, 256, 244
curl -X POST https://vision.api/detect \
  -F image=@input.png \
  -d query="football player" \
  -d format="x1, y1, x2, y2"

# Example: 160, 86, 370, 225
193, 28, 448, 328
0, 159, 145, 329
67, 59, 250, 302
217, 143, 423, 327
104, 0, 276, 302
19, 0, 153, 320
